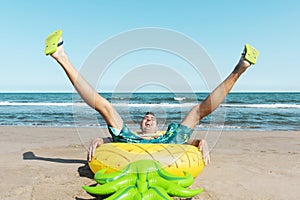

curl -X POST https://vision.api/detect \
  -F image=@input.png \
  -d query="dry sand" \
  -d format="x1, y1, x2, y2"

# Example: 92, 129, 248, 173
0, 126, 299, 200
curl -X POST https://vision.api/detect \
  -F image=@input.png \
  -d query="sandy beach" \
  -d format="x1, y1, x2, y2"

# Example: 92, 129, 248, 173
0, 126, 299, 200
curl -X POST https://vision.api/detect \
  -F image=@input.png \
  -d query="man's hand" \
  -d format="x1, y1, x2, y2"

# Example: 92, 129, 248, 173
189, 139, 211, 165
199, 139, 210, 165
87, 138, 104, 162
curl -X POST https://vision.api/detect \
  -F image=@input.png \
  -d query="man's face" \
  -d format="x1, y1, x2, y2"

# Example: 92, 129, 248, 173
140, 114, 158, 134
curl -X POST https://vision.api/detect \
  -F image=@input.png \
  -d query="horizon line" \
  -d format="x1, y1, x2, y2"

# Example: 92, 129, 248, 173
0, 90, 299, 93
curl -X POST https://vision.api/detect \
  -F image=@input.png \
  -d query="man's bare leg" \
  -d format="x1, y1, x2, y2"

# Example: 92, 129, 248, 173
49, 39, 123, 160
183, 53, 254, 165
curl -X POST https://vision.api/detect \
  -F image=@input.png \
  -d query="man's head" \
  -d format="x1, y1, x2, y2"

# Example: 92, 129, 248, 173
140, 112, 158, 134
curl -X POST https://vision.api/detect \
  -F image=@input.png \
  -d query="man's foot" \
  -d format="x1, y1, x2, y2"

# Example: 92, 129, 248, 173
44, 30, 68, 63
242, 44, 259, 65
50, 37, 66, 60
44, 30, 63, 55
233, 44, 259, 74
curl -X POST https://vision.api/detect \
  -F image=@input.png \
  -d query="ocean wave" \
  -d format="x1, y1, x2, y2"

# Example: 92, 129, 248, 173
222, 103, 300, 109
174, 97, 186, 101
0, 102, 86, 106
0, 101, 196, 108
113, 103, 196, 108
1, 101, 300, 109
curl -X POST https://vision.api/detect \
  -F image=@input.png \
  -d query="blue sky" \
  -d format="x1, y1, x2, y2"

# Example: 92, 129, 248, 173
0, 0, 299, 92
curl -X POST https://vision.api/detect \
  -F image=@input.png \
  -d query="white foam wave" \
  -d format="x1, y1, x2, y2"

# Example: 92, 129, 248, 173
222, 103, 300, 109
0, 102, 86, 106
112, 103, 195, 108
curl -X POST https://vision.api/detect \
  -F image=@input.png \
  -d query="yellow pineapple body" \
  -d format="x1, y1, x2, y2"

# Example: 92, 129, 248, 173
89, 143, 204, 177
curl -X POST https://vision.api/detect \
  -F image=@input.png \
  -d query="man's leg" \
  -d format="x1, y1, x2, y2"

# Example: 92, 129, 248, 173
50, 40, 123, 129
182, 45, 258, 165
48, 36, 123, 160
181, 58, 251, 128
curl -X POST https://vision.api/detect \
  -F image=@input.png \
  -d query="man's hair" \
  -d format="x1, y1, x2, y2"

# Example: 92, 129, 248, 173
145, 112, 155, 116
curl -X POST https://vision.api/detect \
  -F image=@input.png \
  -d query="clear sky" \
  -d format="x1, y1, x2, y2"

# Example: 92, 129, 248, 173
0, 0, 299, 92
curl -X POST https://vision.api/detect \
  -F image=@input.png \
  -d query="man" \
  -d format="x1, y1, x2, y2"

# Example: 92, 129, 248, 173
45, 30, 259, 166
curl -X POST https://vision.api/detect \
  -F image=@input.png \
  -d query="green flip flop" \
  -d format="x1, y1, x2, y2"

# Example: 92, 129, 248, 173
243, 44, 259, 65
44, 30, 63, 55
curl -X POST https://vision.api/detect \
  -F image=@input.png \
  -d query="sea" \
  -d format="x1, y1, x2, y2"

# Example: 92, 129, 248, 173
0, 92, 299, 131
